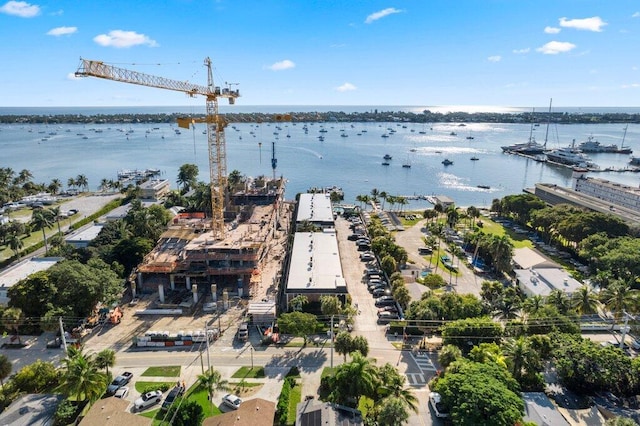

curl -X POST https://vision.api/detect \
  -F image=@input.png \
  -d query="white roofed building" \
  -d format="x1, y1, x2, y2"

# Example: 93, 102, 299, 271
296, 193, 335, 229
0, 257, 63, 306
65, 224, 104, 248
514, 267, 583, 298
284, 231, 347, 309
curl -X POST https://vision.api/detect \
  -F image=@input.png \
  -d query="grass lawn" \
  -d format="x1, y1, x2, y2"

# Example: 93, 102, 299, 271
141, 366, 181, 377
189, 386, 223, 417
231, 366, 265, 379
476, 219, 533, 249
134, 381, 176, 393
286, 383, 302, 425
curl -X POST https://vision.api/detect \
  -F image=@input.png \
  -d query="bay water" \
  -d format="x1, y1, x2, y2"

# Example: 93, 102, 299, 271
1, 106, 639, 209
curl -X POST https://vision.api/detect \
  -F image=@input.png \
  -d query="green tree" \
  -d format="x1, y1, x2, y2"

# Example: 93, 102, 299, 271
289, 295, 308, 312
380, 255, 397, 276
392, 285, 411, 310
31, 208, 54, 253
502, 337, 540, 384
278, 311, 320, 345
13, 360, 59, 393
572, 285, 602, 316
177, 163, 199, 193
75, 174, 89, 192
601, 280, 639, 322
2, 307, 24, 344
376, 364, 417, 414
320, 295, 342, 316
438, 345, 463, 369
327, 351, 379, 407
198, 368, 230, 402
0, 354, 12, 386
352, 335, 369, 358
376, 396, 410, 425
441, 317, 503, 351
170, 400, 205, 426
334, 331, 353, 362
57, 350, 107, 403
95, 349, 116, 376
431, 360, 523, 426
8, 233, 23, 258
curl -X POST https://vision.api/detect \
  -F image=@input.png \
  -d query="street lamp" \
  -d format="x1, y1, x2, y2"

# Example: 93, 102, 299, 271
250, 345, 254, 370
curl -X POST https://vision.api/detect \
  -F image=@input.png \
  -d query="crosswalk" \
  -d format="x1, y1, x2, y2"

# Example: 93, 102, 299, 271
406, 351, 437, 386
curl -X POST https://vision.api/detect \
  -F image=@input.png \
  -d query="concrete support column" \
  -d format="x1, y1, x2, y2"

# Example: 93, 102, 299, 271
137, 272, 143, 291
192, 284, 199, 304
186, 276, 192, 290
211, 284, 217, 302
170, 274, 175, 290
158, 284, 165, 303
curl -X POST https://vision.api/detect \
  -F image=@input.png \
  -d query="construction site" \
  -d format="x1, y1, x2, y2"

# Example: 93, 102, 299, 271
73, 59, 293, 346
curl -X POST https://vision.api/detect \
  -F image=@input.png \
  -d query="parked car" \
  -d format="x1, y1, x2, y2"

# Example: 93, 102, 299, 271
377, 311, 400, 323
347, 234, 360, 241
114, 386, 129, 399
368, 282, 386, 292
107, 371, 133, 395
134, 390, 163, 411
161, 385, 186, 411
222, 393, 242, 410
418, 247, 433, 255
375, 296, 396, 307
357, 243, 371, 252
378, 306, 399, 314
429, 392, 449, 418
360, 252, 375, 262
372, 288, 392, 298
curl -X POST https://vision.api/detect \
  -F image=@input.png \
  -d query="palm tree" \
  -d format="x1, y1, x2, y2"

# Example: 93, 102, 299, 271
547, 289, 571, 315
503, 336, 539, 383
48, 178, 62, 195
8, 234, 23, 258
57, 350, 107, 403
572, 285, 602, 316
328, 351, 379, 406
67, 177, 76, 191
49, 206, 62, 235
16, 169, 33, 185
95, 349, 116, 376
523, 295, 544, 314
2, 307, 24, 344
31, 208, 54, 253
488, 235, 513, 274
376, 367, 418, 413
601, 280, 639, 322
289, 295, 308, 312
0, 354, 11, 386
76, 174, 89, 192
379, 191, 388, 210
370, 188, 380, 203
100, 178, 110, 192
198, 368, 230, 401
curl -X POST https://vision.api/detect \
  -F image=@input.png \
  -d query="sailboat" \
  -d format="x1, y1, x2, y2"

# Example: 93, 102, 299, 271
402, 155, 411, 168
501, 103, 549, 154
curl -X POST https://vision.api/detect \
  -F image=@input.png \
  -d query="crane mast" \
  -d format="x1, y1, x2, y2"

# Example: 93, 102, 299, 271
75, 58, 239, 239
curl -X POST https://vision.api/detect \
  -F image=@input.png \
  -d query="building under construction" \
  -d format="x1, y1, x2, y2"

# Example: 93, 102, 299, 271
132, 177, 287, 308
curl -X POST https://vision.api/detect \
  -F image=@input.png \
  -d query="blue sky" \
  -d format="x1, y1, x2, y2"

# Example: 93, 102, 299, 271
1, 0, 638, 108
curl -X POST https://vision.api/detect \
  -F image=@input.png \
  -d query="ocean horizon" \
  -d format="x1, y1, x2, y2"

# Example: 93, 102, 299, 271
2, 105, 640, 116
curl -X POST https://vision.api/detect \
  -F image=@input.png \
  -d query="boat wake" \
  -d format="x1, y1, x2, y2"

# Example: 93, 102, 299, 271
292, 146, 324, 159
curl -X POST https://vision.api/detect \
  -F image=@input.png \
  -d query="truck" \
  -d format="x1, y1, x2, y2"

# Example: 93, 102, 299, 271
237, 322, 249, 342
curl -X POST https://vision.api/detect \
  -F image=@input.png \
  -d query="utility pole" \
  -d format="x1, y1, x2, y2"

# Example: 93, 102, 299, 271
330, 315, 334, 369
620, 311, 630, 350
204, 323, 211, 372
59, 317, 68, 354
250, 346, 254, 370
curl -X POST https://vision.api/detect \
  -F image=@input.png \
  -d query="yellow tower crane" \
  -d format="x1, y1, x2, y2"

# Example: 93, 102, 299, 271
75, 58, 239, 239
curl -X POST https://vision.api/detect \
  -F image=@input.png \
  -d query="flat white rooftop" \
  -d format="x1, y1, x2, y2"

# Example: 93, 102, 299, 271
296, 193, 334, 224
286, 232, 346, 293
515, 267, 583, 297
65, 224, 104, 244
0, 257, 63, 291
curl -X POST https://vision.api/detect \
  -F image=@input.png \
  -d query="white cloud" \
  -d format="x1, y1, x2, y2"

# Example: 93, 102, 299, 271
632, 12, 640, 18
512, 48, 530, 54
559, 16, 607, 32
66, 72, 80, 80
536, 41, 576, 55
487, 55, 501, 62
336, 82, 356, 92
0, 1, 40, 17
93, 30, 158, 48
47, 26, 77, 36
633, 66, 638, 71
544, 26, 561, 34
365, 7, 402, 24
267, 60, 295, 71
621, 83, 640, 89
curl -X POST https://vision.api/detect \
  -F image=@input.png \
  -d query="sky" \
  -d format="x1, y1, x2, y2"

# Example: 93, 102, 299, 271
1, 0, 639, 108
